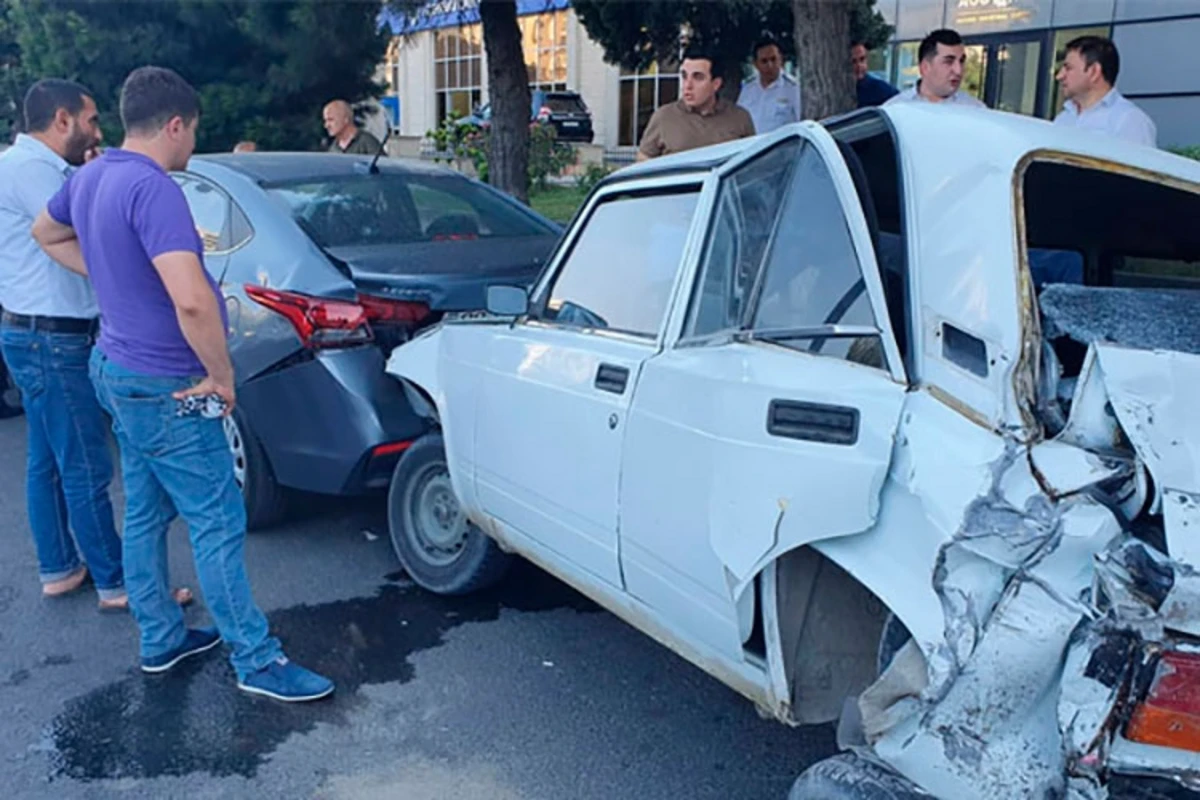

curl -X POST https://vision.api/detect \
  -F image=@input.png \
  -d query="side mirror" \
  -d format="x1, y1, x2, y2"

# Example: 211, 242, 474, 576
486, 285, 528, 316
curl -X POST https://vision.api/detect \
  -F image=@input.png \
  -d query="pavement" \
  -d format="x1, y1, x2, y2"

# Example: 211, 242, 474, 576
0, 414, 837, 800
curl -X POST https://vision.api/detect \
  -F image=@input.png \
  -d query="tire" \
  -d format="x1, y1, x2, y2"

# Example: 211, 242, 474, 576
223, 407, 289, 530
0, 354, 22, 419
877, 612, 913, 675
789, 754, 929, 800
387, 432, 511, 595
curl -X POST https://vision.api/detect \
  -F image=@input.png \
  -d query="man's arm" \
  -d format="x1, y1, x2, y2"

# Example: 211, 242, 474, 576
152, 250, 236, 407
31, 210, 87, 276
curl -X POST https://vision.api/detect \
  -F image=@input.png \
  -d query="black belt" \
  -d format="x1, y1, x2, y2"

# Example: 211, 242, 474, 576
1, 311, 98, 335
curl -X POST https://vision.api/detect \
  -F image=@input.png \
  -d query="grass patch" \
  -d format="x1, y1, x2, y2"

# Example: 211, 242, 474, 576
530, 184, 589, 224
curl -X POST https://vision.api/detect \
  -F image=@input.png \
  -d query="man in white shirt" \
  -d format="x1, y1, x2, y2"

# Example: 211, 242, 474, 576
885, 29, 986, 108
737, 37, 801, 134
0, 80, 192, 610
1054, 36, 1156, 148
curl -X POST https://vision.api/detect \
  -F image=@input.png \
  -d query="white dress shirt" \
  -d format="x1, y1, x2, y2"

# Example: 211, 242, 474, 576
1054, 89, 1157, 148
0, 134, 98, 319
737, 73, 802, 134
884, 83, 987, 108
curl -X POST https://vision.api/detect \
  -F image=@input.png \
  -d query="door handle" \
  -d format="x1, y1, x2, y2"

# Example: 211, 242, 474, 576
767, 400, 859, 445
594, 363, 629, 395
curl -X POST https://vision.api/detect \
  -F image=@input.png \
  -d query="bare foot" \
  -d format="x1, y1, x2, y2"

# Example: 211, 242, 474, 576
43, 567, 89, 597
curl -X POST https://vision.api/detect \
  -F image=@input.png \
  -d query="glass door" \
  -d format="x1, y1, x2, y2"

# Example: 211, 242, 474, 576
964, 32, 1051, 118
963, 44, 989, 103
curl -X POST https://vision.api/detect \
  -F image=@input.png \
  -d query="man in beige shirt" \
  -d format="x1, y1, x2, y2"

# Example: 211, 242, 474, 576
637, 50, 756, 161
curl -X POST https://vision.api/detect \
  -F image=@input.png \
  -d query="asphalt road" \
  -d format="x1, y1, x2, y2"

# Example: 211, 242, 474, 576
0, 413, 836, 800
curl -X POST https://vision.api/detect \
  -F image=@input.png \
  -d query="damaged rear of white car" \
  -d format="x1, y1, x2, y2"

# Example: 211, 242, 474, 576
384, 104, 1200, 799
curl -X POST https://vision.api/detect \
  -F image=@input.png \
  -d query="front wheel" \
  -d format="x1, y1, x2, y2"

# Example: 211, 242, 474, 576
789, 754, 929, 800
387, 432, 511, 595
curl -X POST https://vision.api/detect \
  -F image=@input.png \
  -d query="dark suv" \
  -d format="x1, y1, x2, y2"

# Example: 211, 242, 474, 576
460, 90, 594, 144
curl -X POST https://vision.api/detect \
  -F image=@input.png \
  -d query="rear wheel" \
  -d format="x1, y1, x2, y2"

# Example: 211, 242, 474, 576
223, 407, 289, 530
0, 354, 22, 419
387, 432, 510, 595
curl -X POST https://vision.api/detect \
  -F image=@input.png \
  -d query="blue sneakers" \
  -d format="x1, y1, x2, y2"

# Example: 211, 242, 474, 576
141, 628, 222, 674
238, 657, 334, 703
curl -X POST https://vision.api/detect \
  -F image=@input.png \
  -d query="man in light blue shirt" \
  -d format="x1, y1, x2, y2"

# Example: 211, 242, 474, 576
738, 37, 801, 134
1054, 36, 1156, 148
0, 80, 172, 609
885, 29, 986, 109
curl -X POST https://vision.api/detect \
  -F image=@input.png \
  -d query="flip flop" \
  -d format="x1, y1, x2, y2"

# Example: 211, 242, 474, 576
98, 587, 195, 613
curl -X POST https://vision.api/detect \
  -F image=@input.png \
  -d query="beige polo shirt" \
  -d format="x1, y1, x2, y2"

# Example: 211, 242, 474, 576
638, 99, 757, 160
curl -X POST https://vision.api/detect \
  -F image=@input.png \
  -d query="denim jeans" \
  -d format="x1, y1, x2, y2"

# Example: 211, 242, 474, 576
88, 349, 282, 678
0, 323, 124, 599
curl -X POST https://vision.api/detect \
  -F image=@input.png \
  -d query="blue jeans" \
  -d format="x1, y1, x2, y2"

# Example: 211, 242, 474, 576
88, 349, 282, 678
0, 324, 124, 598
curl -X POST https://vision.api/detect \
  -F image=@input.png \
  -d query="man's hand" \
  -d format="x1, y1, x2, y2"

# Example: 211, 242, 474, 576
31, 210, 87, 276
173, 376, 236, 416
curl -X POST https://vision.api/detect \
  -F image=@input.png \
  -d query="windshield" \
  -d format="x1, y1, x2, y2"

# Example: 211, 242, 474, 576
266, 172, 555, 249
544, 95, 586, 113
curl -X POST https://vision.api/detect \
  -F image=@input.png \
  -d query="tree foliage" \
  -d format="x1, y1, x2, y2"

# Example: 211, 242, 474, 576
572, 0, 891, 101
1, 0, 387, 150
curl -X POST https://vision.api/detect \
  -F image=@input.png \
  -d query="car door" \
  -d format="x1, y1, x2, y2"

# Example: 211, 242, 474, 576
618, 130, 908, 661
472, 177, 708, 588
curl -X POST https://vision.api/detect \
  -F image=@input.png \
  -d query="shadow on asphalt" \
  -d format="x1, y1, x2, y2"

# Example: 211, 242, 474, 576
46, 562, 598, 781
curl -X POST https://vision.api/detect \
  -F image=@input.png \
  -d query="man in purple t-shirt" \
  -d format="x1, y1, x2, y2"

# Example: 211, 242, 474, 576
32, 66, 332, 702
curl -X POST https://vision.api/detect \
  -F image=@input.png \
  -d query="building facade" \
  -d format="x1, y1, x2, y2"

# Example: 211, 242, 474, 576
381, 0, 1200, 156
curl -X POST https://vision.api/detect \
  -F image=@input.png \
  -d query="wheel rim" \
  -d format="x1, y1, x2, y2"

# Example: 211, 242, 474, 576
403, 462, 468, 566
223, 417, 247, 489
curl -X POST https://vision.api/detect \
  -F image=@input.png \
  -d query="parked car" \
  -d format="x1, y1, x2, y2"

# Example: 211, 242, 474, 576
458, 89, 594, 143
173, 152, 562, 528
385, 105, 1200, 799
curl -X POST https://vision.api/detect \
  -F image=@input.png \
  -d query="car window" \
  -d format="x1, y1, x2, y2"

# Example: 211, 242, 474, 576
266, 173, 555, 249
748, 142, 881, 366
542, 188, 699, 338
175, 175, 239, 253
685, 139, 801, 338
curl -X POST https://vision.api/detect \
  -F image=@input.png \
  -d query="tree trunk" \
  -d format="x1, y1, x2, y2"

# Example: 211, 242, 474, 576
479, 0, 530, 204
792, 0, 856, 120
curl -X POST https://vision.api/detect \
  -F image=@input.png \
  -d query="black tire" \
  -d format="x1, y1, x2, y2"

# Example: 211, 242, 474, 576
877, 612, 913, 675
387, 432, 511, 595
0, 354, 23, 419
223, 407, 289, 530
789, 754, 929, 800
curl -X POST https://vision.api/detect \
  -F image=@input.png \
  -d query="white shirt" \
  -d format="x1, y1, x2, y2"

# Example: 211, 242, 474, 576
1054, 89, 1157, 148
738, 73, 802, 134
884, 83, 987, 108
0, 135, 97, 318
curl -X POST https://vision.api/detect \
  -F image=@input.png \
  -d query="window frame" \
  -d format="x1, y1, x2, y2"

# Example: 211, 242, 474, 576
524, 171, 716, 346
666, 125, 907, 384
172, 171, 254, 257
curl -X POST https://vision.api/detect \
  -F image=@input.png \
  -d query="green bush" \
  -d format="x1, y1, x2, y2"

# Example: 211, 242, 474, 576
575, 162, 614, 193
1170, 145, 1200, 161
425, 115, 576, 190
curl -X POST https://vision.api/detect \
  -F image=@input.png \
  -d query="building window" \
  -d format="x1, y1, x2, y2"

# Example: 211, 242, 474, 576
435, 24, 483, 121
520, 9, 568, 91
618, 61, 680, 147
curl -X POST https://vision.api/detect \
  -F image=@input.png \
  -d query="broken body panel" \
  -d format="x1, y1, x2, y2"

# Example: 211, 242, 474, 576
386, 105, 1200, 798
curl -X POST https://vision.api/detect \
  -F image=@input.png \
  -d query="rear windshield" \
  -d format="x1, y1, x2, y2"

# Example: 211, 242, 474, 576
265, 172, 555, 249
543, 94, 586, 113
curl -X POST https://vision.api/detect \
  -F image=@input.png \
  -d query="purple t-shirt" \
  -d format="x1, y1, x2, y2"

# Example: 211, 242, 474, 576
47, 149, 227, 377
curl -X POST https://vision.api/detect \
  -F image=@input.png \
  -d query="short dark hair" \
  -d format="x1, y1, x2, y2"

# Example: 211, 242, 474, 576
850, 40, 868, 51
753, 37, 781, 59
119, 66, 200, 136
23, 79, 91, 133
681, 47, 723, 81
918, 29, 964, 62
1064, 35, 1119, 85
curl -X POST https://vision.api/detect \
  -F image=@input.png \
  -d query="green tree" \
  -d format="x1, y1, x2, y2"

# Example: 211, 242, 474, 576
571, 0, 891, 115
1, 1, 32, 141
5, 0, 387, 151
389, 0, 533, 203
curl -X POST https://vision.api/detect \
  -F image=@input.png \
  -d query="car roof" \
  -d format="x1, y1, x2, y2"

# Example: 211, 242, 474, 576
193, 151, 458, 184
612, 104, 1200, 187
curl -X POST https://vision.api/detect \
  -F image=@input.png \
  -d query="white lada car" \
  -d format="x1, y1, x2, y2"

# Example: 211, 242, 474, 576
384, 103, 1200, 799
